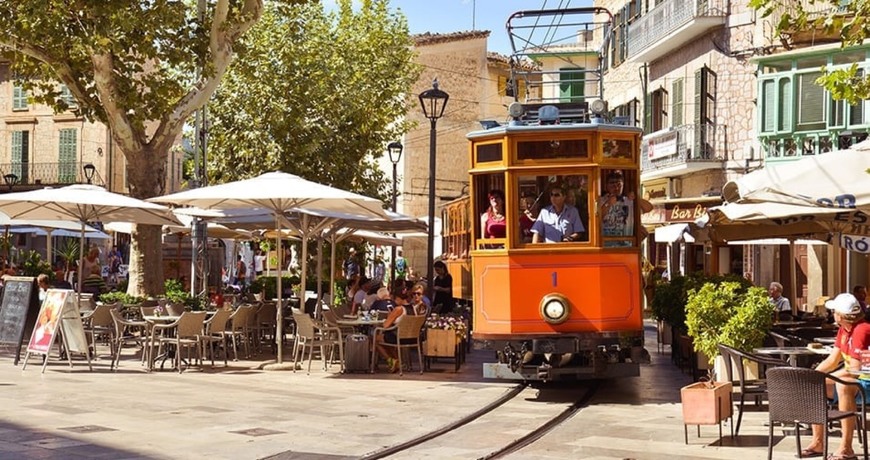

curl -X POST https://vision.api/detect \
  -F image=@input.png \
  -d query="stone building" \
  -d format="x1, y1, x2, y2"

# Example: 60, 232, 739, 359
400, 32, 535, 277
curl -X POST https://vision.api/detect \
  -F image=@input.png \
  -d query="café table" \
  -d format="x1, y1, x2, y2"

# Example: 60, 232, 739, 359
754, 346, 830, 367
336, 317, 385, 335
813, 337, 836, 345
143, 315, 181, 370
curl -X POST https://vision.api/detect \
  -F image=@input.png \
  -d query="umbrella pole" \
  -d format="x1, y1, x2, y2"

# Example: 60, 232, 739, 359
275, 213, 284, 364
45, 229, 53, 271
329, 233, 336, 310
300, 214, 310, 309
789, 238, 798, 317
77, 222, 86, 310
315, 237, 323, 319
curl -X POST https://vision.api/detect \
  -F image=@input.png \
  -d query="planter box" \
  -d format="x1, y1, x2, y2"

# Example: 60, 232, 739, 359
657, 320, 673, 345
681, 381, 732, 425
424, 328, 459, 358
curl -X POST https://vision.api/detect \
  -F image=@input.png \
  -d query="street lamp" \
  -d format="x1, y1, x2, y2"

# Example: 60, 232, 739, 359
387, 141, 403, 284
418, 79, 448, 292
3, 173, 18, 192
83, 163, 96, 184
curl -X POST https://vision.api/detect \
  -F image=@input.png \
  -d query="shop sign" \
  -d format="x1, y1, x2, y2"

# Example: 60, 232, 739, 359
647, 131, 678, 160
642, 205, 667, 225
840, 233, 870, 254
666, 202, 709, 222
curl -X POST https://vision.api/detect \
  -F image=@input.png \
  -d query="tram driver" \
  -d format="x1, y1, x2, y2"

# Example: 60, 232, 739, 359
531, 183, 585, 243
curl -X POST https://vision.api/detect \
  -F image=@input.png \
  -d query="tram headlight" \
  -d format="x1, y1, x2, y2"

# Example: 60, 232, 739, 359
539, 293, 570, 324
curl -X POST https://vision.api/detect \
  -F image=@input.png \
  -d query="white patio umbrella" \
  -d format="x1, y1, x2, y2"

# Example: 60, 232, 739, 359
149, 171, 388, 364
724, 139, 870, 209
0, 218, 103, 264
0, 184, 180, 298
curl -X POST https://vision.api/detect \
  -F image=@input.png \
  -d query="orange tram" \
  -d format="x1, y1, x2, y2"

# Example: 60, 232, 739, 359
443, 102, 647, 381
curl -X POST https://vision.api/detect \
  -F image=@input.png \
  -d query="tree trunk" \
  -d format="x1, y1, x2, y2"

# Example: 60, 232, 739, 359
123, 144, 168, 298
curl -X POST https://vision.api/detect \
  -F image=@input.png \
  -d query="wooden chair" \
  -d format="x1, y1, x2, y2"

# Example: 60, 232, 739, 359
371, 315, 426, 376
766, 367, 868, 460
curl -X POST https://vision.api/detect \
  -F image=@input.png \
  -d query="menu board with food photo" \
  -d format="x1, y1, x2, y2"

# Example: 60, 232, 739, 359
26, 289, 70, 354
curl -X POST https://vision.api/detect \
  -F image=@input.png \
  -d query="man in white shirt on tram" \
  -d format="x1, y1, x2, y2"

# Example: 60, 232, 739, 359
531, 183, 585, 243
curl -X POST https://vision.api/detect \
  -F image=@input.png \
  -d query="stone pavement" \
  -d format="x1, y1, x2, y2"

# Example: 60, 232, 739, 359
0, 323, 844, 459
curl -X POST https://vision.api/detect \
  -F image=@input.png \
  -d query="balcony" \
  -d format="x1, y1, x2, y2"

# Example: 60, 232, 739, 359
0, 162, 104, 190
641, 123, 726, 181
627, 0, 727, 63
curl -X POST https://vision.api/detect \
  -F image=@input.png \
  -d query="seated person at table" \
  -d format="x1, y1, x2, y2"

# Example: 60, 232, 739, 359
350, 277, 371, 316
768, 281, 792, 321
369, 287, 393, 313
81, 264, 109, 296
37, 274, 50, 301
805, 293, 870, 460
531, 183, 584, 243
374, 291, 414, 373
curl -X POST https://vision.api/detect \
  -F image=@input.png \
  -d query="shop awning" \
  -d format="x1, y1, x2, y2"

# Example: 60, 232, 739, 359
654, 223, 695, 243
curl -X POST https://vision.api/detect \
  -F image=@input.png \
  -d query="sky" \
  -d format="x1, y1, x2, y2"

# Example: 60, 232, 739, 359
387, 0, 576, 56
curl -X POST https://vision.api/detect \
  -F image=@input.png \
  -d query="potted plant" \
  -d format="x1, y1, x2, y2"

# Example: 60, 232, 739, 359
685, 280, 774, 381
424, 314, 468, 359
680, 374, 733, 442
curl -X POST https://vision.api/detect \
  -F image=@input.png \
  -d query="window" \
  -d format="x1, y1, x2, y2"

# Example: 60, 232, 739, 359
12, 83, 27, 111
60, 85, 77, 109
476, 143, 502, 163
517, 173, 590, 244
517, 139, 589, 160
797, 72, 825, 130
559, 68, 585, 102
599, 169, 639, 247
11, 131, 29, 183
58, 128, 77, 183
611, 99, 640, 126
474, 173, 506, 249
498, 75, 527, 100
694, 67, 717, 159
644, 87, 667, 133
672, 78, 684, 127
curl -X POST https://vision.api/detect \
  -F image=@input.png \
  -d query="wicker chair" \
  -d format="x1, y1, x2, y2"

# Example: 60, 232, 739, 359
291, 313, 344, 374
251, 302, 277, 354
202, 308, 233, 366
153, 311, 207, 373
221, 305, 254, 360
717, 343, 789, 437
766, 367, 868, 460
82, 304, 116, 358
371, 314, 426, 376
108, 309, 147, 370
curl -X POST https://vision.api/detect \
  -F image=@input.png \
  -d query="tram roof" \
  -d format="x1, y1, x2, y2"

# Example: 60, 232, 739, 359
466, 121, 643, 140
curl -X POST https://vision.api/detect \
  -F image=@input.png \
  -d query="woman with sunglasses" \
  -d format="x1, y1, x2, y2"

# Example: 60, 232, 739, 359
480, 189, 507, 239
375, 290, 414, 373
531, 183, 584, 243
410, 283, 430, 316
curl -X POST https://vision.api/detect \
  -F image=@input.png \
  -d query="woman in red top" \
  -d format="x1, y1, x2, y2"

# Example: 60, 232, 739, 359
804, 293, 870, 460
480, 189, 506, 239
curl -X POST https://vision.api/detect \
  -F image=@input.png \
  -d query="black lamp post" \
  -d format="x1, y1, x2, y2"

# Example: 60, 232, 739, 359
418, 79, 448, 292
387, 141, 403, 284
83, 163, 96, 184
3, 173, 18, 192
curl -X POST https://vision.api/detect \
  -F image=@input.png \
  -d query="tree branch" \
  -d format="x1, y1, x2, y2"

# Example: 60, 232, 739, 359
91, 52, 144, 155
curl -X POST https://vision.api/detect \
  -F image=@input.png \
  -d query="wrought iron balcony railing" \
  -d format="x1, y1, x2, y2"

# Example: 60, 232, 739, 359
0, 162, 104, 188
641, 123, 727, 172
627, 0, 727, 60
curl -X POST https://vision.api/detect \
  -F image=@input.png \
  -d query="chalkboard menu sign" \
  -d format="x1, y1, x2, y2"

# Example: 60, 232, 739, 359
0, 276, 39, 365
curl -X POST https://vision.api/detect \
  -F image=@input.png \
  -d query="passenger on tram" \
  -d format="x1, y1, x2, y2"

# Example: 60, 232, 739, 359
518, 192, 539, 243
481, 189, 507, 239
598, 170, 635, 237
531, 183, 585, 243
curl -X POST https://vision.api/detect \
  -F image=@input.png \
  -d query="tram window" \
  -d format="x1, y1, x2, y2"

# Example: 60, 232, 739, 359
598, 169, 646, 247
603, 138, 632, 160
475, 173, 506, 249
518, 174, 589, 244
517, 139, 588, 161
476, 143, 502, 163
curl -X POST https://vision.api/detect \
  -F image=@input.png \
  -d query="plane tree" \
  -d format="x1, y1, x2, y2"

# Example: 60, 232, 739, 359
0, 0, 304, 296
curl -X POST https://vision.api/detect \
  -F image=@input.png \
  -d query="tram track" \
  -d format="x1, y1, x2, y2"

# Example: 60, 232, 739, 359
359, 381, 598, 460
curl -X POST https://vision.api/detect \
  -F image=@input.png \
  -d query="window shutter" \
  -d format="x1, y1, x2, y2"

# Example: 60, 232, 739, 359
58, 129, 77, 183
12, 84, 27, 110
559, 68, 585, 102
778, 78, 792, 131
672, 79, 684, 127
798, 72, 825, 128
644, 93, 652, 134
761, 80, 776, 133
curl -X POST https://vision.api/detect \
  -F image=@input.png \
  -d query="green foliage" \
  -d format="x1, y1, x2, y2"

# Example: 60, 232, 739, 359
163, 278, 206, 311
686, 282, 774, 365
53, 238, 80, 274
205, 0, 419, 202
651, 273, 753, 330
751, 0, 870, 104
249, 275, 300, 299
20, 250, 53, 279
98, 291, 144, 306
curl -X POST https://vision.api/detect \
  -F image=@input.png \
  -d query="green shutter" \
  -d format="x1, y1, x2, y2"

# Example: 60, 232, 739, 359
58, 129, 77, 183
12, 84, 27, 110
11, 131, 28, 182
761, 80, 775, 133
672, 79, 684, 127
778, 78, 792, 131
559, 68, 585, 102
644, 93, 652, 134
797, 72, 825, 128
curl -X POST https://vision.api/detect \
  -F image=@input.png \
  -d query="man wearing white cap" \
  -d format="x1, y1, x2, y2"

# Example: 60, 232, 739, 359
803, 293, 870, 460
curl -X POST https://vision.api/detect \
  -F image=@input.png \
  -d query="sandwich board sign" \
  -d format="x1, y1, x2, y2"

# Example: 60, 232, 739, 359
0, 276, 39, 365
22, 289, 92, 373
